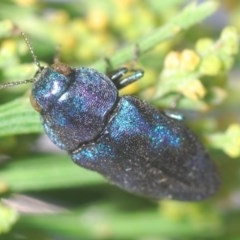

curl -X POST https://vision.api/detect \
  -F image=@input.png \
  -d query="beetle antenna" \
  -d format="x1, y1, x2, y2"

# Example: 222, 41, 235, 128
0, 79, 35, 89
0, 33, 41, 89
21, 32, 42, 71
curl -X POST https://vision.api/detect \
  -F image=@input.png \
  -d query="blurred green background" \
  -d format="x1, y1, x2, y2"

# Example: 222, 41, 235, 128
0, 0, 240, 239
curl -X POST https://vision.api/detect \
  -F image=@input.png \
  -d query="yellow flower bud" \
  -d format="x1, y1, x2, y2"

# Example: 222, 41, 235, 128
180, 49, 200, 72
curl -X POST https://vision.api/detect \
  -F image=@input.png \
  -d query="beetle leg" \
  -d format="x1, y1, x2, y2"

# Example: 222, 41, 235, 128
115, 69, 144, 89
108, 68, 144, 90
107, 67, 128, 82
163, 110, 184, 121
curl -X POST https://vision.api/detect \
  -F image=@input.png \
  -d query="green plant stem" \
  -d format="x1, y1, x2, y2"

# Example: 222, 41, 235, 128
92, 1, 218, 71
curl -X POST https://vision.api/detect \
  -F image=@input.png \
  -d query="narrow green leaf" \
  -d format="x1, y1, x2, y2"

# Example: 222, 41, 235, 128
0, 155, 105, 192
18, 208, 222, 239
0, 97, 41, 137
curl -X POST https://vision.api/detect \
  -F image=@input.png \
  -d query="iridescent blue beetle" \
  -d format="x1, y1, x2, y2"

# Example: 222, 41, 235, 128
1, 33, 220, 201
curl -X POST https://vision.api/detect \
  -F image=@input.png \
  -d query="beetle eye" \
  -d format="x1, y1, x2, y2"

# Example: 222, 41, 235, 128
30, 93, 42, 112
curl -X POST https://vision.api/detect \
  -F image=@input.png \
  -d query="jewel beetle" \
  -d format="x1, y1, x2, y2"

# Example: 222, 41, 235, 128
1, 33, 220, 201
